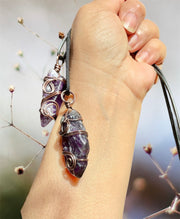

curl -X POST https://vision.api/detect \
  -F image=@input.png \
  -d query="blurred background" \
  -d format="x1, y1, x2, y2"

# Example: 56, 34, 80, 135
0, 0, 180, 218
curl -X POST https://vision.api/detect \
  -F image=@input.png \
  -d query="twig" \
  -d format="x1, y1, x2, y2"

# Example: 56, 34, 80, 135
165, 155, 175, 175
10, 92, 13, 124
143, 145, 180, 218
0, 88, 45, 148
24, 147, 44, 170
11, 124, 45, 148
0, 125, 10, 129
144, 208, 169, 219
20, 56, 42, 80
145, 195, 180, 218
149, 155, 178, 195
18, 20, 57, 51
0, 115, 9, 124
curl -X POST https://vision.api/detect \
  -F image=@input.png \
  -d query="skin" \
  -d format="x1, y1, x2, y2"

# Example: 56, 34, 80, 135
21, 0, 166, 218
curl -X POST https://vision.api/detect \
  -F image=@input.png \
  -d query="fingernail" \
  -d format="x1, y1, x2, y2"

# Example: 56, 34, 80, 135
136, 51, 149, 63
128, 34, 138, 50
122, 12, 138, 33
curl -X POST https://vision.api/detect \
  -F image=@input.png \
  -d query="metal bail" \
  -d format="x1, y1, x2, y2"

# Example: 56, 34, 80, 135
61, 90, 75, 108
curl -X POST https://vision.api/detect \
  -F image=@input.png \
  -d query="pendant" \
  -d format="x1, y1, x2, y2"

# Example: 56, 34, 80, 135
59, 91, 90, 178
40, 56, 66, 127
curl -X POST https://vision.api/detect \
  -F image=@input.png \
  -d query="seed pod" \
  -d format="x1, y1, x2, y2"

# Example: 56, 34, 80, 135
60, 109, 89, 178
40, 69, 66, 127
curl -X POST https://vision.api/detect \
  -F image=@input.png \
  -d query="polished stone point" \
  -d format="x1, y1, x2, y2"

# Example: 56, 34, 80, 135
40, 69, 66, 127
60, 109, 90, 178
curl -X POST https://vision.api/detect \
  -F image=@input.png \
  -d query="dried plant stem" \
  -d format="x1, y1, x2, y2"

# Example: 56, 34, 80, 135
143, 146, 180, 218
11, 124, 45, 148
0, 125, 10, 129
144, 208, 169, 219
24, 147, 44, 170
0, 116, 9, 124
145, 195, 180, 218
20, 57, 42, 80
10, 92, 13, 124
149, 155, 178, 195
174, 210, 180, 215
165, 155, 174, 174
1, 88, 46, 148
21, 23, 57, 51
0, 116, 10, 129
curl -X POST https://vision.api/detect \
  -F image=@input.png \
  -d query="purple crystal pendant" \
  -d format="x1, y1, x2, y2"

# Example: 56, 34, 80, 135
59, 91, 90, 178
40, 60, 66, 127
40, 30, 90, 178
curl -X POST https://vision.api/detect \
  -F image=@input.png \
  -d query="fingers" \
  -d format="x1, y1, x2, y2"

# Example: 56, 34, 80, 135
119, 0, 146, 33
128, 19, 160, 53
126, 17, 166, 66
135, 39, 166, 65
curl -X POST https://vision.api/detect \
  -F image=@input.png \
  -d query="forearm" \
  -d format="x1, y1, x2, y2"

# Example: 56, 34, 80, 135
21, 62, 142, 219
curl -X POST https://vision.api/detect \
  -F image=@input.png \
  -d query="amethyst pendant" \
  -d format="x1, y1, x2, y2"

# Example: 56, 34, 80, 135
59, 109, 89, 178
40, 69, 66, 127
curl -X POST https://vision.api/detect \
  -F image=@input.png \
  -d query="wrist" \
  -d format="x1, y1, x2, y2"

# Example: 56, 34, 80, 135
70, 58, 142, 110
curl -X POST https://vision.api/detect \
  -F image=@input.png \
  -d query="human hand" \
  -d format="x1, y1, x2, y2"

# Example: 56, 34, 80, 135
71, 0, 166, 100
21, 1, 166, 218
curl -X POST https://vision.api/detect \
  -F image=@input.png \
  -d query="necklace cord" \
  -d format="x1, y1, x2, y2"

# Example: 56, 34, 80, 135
65, 29, 72, 96
153, 64, 180, 159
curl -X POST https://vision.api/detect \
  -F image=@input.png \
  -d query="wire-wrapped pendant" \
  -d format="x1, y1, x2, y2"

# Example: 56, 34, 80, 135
59, 91, 89, 178
40, 63, 66, 127
40, 29, 90, 178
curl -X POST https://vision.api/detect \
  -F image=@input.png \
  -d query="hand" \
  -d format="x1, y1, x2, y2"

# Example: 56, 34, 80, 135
21, 1, 166, 218
71, 0, 166, 99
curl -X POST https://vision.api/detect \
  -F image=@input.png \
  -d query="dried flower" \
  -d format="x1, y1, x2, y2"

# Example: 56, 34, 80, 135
170, 146, 178, 156
17, 50, 23, 57
143, 144, 152, 155
9, 85, 15, 93
59, 32, 65, 39
17, 17, 24, 25
14, 63, 20, 71
42, 129, 49, 137
14, 166, 25, 175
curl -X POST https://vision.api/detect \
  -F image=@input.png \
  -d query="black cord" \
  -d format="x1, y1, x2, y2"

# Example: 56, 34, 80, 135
65, 29, 72, 95
153, 64, 180, 159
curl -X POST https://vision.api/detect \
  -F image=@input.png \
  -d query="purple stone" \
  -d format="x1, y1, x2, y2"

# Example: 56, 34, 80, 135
40, 69, 66, 127
60, 109, 90, 178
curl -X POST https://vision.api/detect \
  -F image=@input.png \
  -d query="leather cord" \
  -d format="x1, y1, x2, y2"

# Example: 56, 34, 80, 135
65, 29, 72, 95
56, 29, 71, 95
